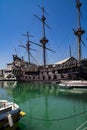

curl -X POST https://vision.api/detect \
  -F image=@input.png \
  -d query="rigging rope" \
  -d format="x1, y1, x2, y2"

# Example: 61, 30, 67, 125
29, 110, 87, 122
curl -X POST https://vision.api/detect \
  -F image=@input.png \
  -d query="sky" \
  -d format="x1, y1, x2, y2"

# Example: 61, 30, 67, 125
0, 0, 87, 69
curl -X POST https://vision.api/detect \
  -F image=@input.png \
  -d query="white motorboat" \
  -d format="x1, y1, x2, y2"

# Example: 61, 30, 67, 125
59, 80, 87, 88
0, 100, 25, 129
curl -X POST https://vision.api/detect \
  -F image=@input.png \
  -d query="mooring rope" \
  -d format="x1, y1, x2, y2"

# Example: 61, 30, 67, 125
29, 110, 87, 121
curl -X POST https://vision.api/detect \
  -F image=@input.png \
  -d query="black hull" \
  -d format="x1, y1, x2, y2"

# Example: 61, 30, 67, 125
16, 67, 87, 83
12, 56, 87, 83
0, 108, 21, 129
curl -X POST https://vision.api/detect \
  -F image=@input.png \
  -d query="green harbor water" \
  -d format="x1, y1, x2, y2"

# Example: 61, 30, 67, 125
0, 81, 87, 130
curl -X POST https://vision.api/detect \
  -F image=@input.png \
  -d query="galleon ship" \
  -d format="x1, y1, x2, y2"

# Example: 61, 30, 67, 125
12, 0, 87, 83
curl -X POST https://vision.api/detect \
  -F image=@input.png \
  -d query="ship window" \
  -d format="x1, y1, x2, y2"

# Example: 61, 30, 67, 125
43, 76, 45, 80
52, 70, 55, 73
54, 75, 57, 79
41, 72, 43, 74
33, 76, 35, 79
48, 76, 51, 80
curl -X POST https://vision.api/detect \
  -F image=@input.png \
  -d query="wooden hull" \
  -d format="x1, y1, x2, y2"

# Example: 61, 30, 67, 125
12, 56, 87, 83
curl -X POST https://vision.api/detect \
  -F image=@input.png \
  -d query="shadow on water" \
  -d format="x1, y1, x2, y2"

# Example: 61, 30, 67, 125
0, 81, 87, 130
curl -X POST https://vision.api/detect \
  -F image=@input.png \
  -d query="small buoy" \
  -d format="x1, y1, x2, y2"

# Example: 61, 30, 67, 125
7, 113, 14, 127
20, 111, 26, 117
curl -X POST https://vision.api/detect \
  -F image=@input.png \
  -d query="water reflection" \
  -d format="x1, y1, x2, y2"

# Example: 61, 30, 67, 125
11, 82, 87, 104
12, 83, 87, 130
0, 81, 17, 88
0, 82, 87, 130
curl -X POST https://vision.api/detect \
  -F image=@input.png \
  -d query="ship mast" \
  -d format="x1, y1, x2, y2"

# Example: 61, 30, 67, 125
74, 0, 85, 63
40, 7, 49, 67
34, 6, 55, 67
24, 32, 31, 64
19, 32, 36, 64
34, 6, 56, 67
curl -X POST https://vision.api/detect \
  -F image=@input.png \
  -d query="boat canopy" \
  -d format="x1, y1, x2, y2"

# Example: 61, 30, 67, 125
54, 57, 77, 65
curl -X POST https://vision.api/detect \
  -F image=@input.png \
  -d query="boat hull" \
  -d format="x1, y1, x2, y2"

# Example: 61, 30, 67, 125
59, 80, 87, 88
12, 56, 87, 83
0, 108, 21, 129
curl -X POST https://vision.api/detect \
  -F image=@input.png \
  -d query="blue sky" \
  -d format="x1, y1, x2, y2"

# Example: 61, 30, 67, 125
0, 0, 87, 69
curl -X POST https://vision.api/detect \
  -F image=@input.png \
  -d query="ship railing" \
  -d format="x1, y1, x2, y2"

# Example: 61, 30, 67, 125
76, 120, 87, 130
